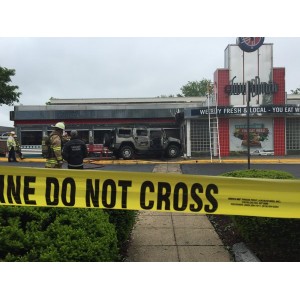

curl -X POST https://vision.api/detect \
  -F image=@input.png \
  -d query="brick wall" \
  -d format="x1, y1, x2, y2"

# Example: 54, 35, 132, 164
214, 69, 230, 106
274, 117, 285, 155
219, 118, 230, 156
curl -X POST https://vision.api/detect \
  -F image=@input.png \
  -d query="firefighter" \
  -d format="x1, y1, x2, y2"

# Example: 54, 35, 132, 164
7, 131, 17, 162
45, 122, 65, 168
13, 132, 24, 159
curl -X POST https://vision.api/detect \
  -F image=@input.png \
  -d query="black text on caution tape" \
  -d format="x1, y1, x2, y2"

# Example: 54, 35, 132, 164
0, 174, 219, 213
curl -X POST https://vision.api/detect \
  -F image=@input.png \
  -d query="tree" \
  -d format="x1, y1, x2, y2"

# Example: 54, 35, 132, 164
0, 66, 21, 105
157, 94, 175, 98
179, 78, 213, 97
291, 88, 300, 95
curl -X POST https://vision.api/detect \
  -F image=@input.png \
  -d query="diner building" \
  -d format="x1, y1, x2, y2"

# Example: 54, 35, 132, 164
10, 40, 300, 158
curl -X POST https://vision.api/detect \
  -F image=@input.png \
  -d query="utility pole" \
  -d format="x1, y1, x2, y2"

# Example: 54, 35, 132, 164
246, 81, 251, 170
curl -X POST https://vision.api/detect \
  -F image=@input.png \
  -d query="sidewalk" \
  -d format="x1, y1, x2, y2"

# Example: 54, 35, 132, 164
126, 164, 232, 262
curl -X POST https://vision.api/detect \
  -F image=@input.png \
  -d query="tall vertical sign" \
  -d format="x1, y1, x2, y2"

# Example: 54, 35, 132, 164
237, 37, 265, 52
237, 38, 265, 169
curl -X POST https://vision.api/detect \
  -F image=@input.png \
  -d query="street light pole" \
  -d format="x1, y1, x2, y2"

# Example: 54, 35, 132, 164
246, 81, 251, 170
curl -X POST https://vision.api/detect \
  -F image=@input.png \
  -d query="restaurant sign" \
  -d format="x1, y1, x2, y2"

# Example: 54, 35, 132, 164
191, 105, 300, 117
224, 76, 278, 96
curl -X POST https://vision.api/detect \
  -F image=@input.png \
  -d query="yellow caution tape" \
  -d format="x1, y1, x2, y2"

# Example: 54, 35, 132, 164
0, 167, 299, 218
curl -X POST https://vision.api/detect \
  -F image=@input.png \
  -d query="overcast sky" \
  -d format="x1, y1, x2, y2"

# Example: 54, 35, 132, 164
1, 1, 300, 128
1, 37, 300, 127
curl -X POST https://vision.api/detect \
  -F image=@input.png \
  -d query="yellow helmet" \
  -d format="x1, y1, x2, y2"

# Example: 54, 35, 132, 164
52, 122, 65, 130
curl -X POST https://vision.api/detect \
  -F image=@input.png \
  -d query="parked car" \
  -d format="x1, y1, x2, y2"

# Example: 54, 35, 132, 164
250, 149, 274, 156
0, 132, 10, 140
0, 133, 10, 156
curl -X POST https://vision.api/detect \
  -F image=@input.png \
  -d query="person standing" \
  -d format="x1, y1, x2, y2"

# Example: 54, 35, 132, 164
7, 131, 17, 162
13, 132, 24, 159
62, 130, 88, 169
62, 131, 70, 146
45, 122, 65, 168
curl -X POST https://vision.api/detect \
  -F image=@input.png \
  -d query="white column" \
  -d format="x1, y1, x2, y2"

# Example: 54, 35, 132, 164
186, 119, 191, 157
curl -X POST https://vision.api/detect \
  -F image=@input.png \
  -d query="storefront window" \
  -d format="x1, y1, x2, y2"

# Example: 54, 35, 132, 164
21, 131, 43, 145
286, 118, 300, 153
76, 130, 89, 144
47, 130, 90, 144
190, 120, 210, 154
94, 130, 113, 144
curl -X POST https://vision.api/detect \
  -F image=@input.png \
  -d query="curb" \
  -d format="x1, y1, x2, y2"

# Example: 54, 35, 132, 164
232, 242, 261, 262
2, 157, 300, 164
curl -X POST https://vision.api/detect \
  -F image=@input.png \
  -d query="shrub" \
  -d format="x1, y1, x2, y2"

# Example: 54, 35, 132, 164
221, 169, 300, 261
0, 206, 119, 262
105, 210, 137, 252
221, 169, 295, 179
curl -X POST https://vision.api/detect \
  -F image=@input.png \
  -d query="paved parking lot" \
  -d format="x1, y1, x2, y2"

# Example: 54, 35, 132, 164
1, 157, 300, 178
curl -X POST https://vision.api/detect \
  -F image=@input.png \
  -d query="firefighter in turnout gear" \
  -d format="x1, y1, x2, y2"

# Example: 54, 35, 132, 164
45, 122, 65, 168
13, 132, 24, 159
7, 131, 17, 162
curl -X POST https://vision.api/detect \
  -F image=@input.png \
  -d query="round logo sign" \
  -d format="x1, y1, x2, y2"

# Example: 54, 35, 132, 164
237, 37, 265, 52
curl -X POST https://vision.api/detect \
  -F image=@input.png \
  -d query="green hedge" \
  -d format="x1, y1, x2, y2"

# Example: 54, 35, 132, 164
221, 169, 295, 179
0, 206, 119, 262
106, 209, 137, 248
221, 169, 300, 261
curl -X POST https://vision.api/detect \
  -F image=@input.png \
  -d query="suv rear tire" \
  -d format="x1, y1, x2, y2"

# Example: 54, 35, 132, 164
119, 145, 134, 160
166, 144, 180, 158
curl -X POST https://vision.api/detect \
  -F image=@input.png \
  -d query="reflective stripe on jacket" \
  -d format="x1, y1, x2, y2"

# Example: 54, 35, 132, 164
45, 130, 63, 168
50, 131, 63, 161
14, 137, 21, 151
7, 136, 16, 150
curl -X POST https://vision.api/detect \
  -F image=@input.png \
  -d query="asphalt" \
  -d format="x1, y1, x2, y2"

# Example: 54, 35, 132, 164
2, 155, 300, 165
1, 155, 298, 262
